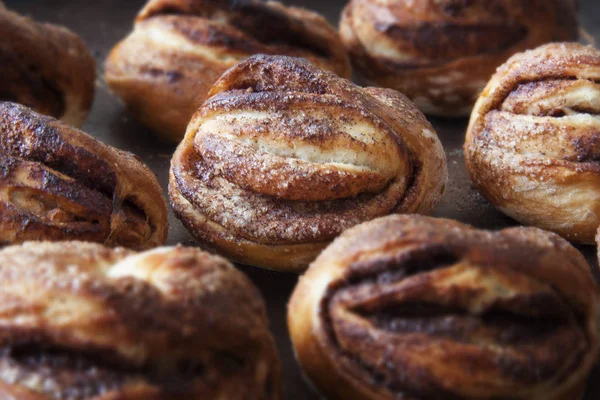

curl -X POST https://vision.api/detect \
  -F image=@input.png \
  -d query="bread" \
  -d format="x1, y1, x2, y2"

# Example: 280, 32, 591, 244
0, 241, 281, 399
339, 0, 579, 117
105, 0, 351, 144
169, 55, 447, 272
0, 2, 95, 127
0, 102, 168, 249
464, 43, 600, 244
289, 215, 599, 400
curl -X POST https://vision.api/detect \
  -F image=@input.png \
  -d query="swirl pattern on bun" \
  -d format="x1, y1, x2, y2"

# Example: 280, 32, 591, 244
465, 43, 600, 244
289, 215, 599, 400
0, 102, 168, 249
169, 55, 447, 272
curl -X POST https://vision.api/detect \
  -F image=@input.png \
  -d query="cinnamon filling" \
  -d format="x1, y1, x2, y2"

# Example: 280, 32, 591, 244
0, 343, 212, 400
147, 1, 332, 59
381, 22, 527, 66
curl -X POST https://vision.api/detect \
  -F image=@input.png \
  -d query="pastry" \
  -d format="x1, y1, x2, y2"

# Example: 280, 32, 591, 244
0, 1, 95, 127
105, 0, 351, 143
339, 0, 579, 117
169, 55, 447, 272
464, 42, 600, 244
0, 241, 281, 399
0, 102, 168, 249
289, 215, 599, 400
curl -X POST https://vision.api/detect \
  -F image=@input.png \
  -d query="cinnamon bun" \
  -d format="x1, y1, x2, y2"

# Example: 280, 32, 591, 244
289, 215, 599, 400
0, 2, 95, 127
340, 0, 579, 117
0, 102, 168, 249
169, 55, 447, 272
105, 0, 351, 143
0, 241, 281, 399
465, 43, 600, 244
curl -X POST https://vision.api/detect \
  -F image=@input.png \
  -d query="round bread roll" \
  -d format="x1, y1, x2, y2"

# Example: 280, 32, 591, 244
105, 0, 351, 144
464, 43, 600, 244
0, 241, 281, 399
0, 102, 168, 249
169, 55, 447, 272
289, 215, 599, 400
339, 0, 579, 117
0, 2, 95, 127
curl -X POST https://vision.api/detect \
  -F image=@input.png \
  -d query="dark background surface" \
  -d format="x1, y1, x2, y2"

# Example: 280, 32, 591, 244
4, 0, 600, 398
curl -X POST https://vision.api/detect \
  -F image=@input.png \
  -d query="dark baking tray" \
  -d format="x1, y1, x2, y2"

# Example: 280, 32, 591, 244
5, 0, 600, 398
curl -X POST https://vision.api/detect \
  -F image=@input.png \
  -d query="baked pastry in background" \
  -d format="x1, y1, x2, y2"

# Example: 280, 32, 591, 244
170, 55, 447, 272
105, 0, 351, 144
289, 215, 599, 400
0, 102, 168, 249
340, 0, 579, 117
465, 43, 600, 244
0, 241, 281, 399
0, 1, 95, 127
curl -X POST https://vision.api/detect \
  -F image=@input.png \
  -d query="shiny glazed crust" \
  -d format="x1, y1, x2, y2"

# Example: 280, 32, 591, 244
340, 0, 578, 117
105, 0, 351, 143
464, 43, 600, 244
0, 102, 168, 249
288, 215, 599, 400
0, 2, 95, 127
169, 55, 447, 272
0, 241, 281, 399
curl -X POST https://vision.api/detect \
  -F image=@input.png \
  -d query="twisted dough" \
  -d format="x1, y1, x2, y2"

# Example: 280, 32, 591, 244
0, 2, 95, 127
169, 55, 447, 272
465, 43, 600, 244
289, 215, 599, 400
340, 0, 579, 117
0, 102, 167, 249
106, 0, 351, 143
0, 241, 281, 399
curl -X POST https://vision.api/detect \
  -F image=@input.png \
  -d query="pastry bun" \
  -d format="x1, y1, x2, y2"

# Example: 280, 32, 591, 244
289, 215, 599, 400
0, 241, 281, 399
465, 43, 600, 243
0, 3, 95, 127
169, 55, 447, 272
0, 102, 168, 249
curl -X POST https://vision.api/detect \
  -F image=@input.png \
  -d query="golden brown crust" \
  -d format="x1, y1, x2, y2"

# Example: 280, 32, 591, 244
340, 0, 579, 117
0, 4, 95, 127
464, 43, 600, 244
0, 102, 168, 249
105, 0, 351, 143
169, 55, 447, 272
0, 241, 281, 400
288, 215, 599, 400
